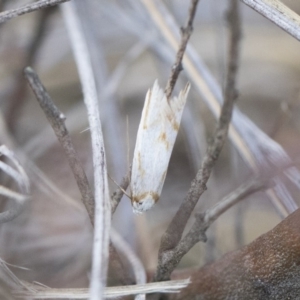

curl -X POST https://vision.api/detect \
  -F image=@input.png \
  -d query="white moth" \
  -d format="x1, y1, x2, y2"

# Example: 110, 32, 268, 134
130, 80, 191, 214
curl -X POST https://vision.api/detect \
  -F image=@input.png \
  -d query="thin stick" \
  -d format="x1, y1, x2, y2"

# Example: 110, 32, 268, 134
0, 0, 69, 24
241, 0, 300, 41
111, 168, 131, 214
61, 3, 111, 300
165, 159, 300, 279
164, 0, 199, 100
24, 67, 95, 225
151, 176, 269, 282
154, 0, 241, 281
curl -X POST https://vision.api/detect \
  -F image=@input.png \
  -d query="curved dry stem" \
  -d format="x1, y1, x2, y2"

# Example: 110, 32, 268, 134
62, 3, 111, 299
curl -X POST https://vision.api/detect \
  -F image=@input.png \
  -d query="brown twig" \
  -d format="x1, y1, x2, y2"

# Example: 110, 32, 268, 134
156, 156, 300, 281
24, 67, 95, 225
164, 0, 199, 100
154, 0, 241, 281
155, 176, 271, 282
111, 167, 131, 214
0, 0, 69, 24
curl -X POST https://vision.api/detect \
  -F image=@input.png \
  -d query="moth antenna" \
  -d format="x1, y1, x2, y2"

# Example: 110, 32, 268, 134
108, 173, 131, 199
80, 127, 90, 133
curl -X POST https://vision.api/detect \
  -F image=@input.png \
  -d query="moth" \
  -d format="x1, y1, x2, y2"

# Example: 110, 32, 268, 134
130, 80, 191, 214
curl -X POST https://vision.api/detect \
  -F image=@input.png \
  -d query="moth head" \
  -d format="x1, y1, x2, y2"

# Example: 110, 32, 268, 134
132, 192, 159, 214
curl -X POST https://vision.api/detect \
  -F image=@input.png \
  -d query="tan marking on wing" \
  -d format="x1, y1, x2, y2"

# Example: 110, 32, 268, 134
171, 120, 179, 131
143, 89, 152, 130
158, 132, 170, 150
165, 106, 180, 132
132, 191, 160, 203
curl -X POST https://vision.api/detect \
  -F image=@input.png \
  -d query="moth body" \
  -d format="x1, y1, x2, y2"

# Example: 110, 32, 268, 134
131, 80, 190, 213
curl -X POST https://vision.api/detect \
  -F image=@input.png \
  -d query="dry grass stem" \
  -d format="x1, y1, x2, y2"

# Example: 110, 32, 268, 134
24, 67, 95, 225
241, 0, 300, 41
0, 0, 70, 24
154, 0, 241, 281
15, 279, 190, 299
62, 3, 111, 299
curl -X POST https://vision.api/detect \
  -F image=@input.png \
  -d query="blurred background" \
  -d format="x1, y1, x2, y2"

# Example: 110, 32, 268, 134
0, 0, 300, 291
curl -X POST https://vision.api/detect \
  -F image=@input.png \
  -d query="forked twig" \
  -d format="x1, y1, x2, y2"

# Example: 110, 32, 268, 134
0, 0, 69, 24
24, 67, 95, 225
165, 175, 273, 275
164, 0, 199, 100
154, 0, 241, 281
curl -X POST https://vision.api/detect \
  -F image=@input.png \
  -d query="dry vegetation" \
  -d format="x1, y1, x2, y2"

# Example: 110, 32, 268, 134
1, 0, 300, 299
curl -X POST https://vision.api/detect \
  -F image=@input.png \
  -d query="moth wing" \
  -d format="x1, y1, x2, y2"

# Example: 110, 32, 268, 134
131, 81, 190, 208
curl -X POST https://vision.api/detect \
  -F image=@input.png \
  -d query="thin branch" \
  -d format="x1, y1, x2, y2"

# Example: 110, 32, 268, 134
61, 3, 111, 300
24, 67, 95, 225
152, 177, 269, 283
154, 0, 241, 281
111, 168, 131, 214
204, 178, 270, 225
0, 0, 69, 24
241, 0, 300, 41
164, 0, 199, 100
154, 161, 300, 283
155, 157, 300, 283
